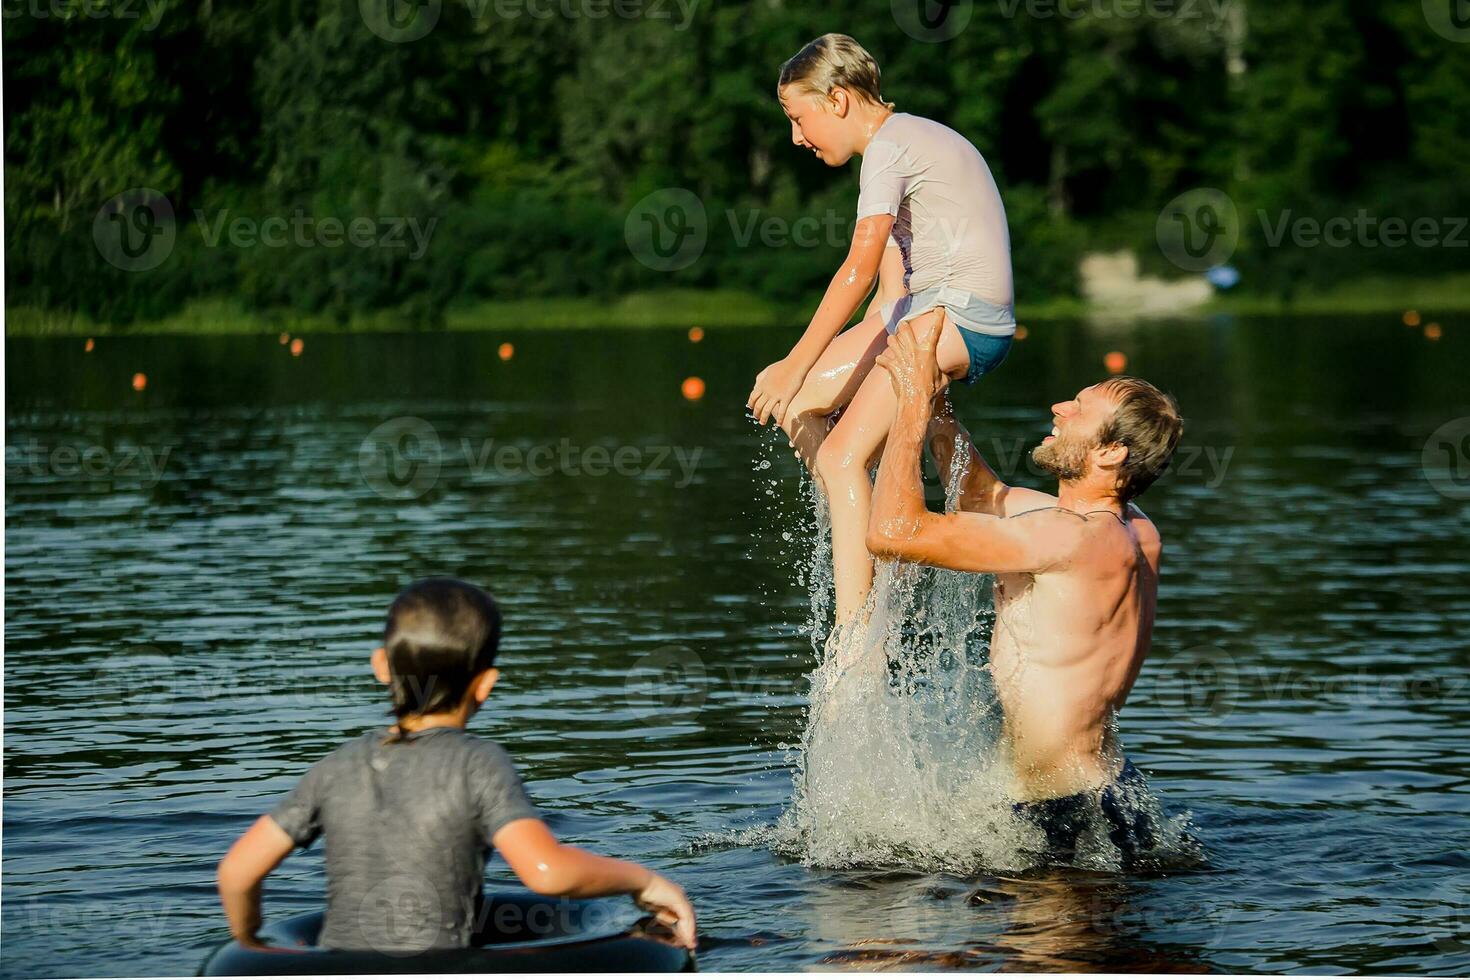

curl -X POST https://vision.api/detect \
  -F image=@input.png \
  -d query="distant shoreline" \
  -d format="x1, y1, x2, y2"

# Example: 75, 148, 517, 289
7, 273, 1467, 338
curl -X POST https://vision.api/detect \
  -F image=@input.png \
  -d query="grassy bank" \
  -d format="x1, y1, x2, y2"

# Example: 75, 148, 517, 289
7, 273, 1467, 338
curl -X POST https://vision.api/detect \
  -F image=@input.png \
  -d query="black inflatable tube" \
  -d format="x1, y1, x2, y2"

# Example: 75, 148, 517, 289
199, 892, 694, 974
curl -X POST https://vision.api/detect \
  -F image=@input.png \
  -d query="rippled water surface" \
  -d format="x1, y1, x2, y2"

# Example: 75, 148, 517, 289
5, 317, 1469, 976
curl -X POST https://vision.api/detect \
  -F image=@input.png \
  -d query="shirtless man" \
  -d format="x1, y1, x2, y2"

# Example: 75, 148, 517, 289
867, 313, 1184, 863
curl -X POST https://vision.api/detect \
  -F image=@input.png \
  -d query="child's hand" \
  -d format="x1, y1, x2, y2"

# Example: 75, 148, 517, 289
748, 357, 806, 427
635, 873, 697, 950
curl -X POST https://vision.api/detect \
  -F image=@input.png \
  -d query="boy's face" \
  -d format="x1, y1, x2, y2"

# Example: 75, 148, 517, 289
779, 85, 856, 166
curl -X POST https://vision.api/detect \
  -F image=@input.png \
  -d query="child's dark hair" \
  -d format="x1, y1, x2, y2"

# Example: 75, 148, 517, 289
380, 577, 502, 743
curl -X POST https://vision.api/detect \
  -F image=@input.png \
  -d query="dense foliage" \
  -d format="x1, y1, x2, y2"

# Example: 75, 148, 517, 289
5, 0, 1467, 325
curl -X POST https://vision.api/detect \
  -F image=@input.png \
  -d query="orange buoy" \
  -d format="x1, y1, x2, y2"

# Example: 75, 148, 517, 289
498, 342, 514, 361
688, 326, 704, 343
84, 338, 95, 352
681, 376, 706, 401
1014, 325, 1029, 341
1104, 351, 1127, 374
1425, 323, 1443, 341
131, 372, 147, 391
279, 331, 291, 345
290, 338, 304, 356
1403, 310, 1421, 327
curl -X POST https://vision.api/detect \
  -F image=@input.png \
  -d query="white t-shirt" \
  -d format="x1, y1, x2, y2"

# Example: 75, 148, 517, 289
856, 113, 1013, 307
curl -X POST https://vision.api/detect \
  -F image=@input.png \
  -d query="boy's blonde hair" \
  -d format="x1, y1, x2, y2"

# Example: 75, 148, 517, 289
778, 34, 895, 111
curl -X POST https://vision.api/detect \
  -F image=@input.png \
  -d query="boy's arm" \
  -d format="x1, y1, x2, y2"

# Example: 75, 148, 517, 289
748, 212, 894, 426
492, 818, 696, 949
217, 815, 296, 945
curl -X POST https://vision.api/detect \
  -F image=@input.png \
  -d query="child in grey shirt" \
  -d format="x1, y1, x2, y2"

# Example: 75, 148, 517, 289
217, 577, 696, 953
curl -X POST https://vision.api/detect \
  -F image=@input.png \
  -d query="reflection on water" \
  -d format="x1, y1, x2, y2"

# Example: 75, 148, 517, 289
4, 316, 1469, 976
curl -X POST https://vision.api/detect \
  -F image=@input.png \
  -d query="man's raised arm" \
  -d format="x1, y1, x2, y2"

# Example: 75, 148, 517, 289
869, 315, 1077, 575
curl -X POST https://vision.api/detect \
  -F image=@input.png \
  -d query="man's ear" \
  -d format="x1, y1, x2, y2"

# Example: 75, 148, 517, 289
471, 667, 499, 705
371, 646, 390, 685
1095, 441, 1129, 470
829, 86, 850, 117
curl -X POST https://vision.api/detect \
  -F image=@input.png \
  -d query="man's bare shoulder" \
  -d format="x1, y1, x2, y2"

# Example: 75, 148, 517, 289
1125, 502, 1163, 565
997, 484, 1059, 517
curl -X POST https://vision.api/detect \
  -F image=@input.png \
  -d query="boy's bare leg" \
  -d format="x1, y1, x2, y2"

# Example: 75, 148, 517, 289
817, 310, 969, 623
781, 244, 908, 471
779, 307, 889, 471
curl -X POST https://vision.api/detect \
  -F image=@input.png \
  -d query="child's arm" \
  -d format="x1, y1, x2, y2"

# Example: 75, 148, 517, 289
492, 817, 696, 950
217, 815, 296, 945
748, 212, 895, 426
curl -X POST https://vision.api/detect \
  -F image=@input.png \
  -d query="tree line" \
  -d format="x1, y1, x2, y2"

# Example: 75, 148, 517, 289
5, 0, 1467, 326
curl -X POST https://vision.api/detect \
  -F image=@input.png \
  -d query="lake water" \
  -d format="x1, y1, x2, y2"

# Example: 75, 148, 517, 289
4, 316, 1468, 975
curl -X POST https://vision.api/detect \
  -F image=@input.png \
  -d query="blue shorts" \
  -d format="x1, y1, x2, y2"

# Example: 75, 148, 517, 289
1012, 758, 1161, 865
881, 285, 1015, 386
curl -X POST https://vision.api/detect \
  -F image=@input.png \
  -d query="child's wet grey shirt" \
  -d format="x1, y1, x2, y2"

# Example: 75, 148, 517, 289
269, 726, 540, 953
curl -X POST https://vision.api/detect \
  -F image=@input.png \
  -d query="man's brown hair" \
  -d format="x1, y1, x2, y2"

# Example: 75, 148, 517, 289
1097, 376, 1184, 502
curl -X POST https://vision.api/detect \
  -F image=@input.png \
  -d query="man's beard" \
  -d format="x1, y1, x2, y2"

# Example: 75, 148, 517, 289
1032, 434, 1091, 481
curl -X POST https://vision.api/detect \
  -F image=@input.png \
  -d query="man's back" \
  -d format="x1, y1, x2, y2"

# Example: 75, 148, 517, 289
988, 501, 1162, 801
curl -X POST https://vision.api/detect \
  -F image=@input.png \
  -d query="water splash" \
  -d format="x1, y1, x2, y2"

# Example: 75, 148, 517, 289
721, 435, 1201, 874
